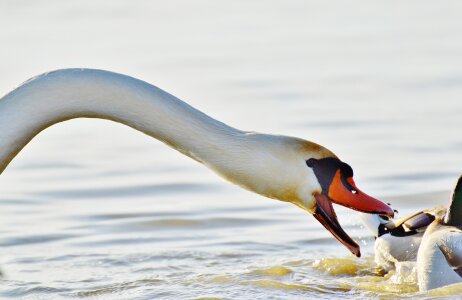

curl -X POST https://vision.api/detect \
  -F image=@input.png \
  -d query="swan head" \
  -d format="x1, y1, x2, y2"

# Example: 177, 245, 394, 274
303, 155, 393, 257
218, 135, 394, 257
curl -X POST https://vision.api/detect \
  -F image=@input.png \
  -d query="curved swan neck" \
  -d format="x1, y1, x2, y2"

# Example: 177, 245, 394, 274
0, 69, 244, 174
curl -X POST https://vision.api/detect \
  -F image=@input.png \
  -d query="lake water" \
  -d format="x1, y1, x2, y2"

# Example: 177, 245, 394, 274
1, 1, 462, 299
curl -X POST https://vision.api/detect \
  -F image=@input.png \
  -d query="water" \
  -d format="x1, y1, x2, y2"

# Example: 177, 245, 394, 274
1, 1, 462, 299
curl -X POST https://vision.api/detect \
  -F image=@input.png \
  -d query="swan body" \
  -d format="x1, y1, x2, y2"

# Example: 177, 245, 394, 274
417, 176, 462, 291
0, 69, 393, 256
360, 207, 445, 271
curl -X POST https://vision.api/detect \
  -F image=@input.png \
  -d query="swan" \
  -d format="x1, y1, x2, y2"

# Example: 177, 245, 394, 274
360, 207, 445, 270
0, 69, 394, 256
417, 175, 462, 291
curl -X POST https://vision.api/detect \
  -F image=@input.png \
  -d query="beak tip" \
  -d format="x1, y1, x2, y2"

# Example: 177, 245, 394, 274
350, 246, 361, 257
384, 206, 395, 218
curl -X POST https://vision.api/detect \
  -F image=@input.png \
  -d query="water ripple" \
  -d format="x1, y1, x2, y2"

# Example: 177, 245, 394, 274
33, 182, 222, 199
0, 234, 76, 247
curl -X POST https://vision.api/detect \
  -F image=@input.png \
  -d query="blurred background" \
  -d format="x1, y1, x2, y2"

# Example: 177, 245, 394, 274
0, 1, 461, 299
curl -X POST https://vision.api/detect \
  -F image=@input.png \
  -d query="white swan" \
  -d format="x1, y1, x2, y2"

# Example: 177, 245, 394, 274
0, 69, 394, 256
417, 175, 462, 291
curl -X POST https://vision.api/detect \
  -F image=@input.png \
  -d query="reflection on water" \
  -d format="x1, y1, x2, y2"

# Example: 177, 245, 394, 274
1, 0, 462, 299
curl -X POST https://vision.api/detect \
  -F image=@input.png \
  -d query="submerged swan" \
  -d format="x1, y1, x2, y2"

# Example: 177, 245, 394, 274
0, 69, 393, 256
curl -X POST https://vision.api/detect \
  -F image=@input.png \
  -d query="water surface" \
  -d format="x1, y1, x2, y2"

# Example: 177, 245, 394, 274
1, 1, 462, 299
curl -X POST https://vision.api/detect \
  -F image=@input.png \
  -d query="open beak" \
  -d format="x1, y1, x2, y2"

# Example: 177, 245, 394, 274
313, 193, 361, 257
312, 170, 394, 257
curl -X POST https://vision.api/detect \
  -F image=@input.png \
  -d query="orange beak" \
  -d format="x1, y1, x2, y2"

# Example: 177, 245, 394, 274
328, 170, 394, 217
312, 170, 394, 257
